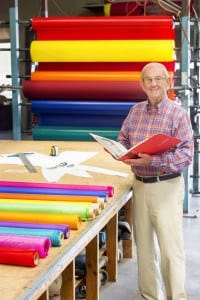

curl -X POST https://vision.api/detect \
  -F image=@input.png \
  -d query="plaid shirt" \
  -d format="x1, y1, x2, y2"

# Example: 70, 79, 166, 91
117, 98, 194, 176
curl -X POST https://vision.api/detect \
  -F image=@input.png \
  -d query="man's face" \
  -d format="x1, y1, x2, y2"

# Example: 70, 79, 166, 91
140, 65, 170, 103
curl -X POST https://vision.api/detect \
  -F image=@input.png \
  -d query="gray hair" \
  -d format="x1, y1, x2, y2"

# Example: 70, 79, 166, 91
141, 62, 169, 80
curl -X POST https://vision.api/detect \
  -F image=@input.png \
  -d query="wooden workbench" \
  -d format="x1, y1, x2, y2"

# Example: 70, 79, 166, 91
0, 140, 133, 300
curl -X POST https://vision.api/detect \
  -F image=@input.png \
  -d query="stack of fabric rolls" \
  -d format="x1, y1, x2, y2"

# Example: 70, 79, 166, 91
22, 16, 176, 141
0, 180, 113, 267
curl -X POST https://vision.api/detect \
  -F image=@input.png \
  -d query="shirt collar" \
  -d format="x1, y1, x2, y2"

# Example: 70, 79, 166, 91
146, 97, 168, 113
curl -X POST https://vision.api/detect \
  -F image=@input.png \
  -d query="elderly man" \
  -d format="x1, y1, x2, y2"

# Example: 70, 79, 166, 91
117, 62, 194, 300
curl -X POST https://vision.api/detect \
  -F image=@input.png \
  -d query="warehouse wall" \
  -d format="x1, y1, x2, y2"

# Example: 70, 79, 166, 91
0, 0, 99, 20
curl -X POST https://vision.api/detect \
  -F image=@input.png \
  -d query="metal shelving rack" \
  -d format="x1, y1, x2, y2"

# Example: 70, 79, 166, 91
8, 0, 200, 211
9, 0, 21, 140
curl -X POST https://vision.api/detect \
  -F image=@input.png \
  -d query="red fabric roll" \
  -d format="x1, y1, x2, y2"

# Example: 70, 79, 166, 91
22, 80, 146, 101
0, 247, 39, 267
37, 62, 176, 72
31, 16, 175, 40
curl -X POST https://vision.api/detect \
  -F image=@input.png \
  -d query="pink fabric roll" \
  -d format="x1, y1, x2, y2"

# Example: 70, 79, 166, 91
0, 181, 114, 197
0, 233, 51, 258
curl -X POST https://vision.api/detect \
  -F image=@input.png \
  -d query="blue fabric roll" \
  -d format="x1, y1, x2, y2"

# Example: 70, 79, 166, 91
0, 227, 63, 246
37, 114, 125, 127
0, 186, 107, 198
31, 101, 134, 116
0, 221, 70, 239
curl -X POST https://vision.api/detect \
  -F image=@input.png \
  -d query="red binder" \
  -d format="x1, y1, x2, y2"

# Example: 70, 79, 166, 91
90, 133, 181, 161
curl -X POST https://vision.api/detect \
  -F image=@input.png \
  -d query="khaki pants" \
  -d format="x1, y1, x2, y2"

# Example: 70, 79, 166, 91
132, 175, 187, 300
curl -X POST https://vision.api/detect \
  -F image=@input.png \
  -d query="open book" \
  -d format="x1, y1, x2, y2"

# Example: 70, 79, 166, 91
90, 133, 181, 161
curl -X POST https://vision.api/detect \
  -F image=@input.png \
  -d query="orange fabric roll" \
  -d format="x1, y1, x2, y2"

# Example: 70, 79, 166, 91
0, 211, 81, 230
31, 70, 174, 82
0, 193, 105, 209
0, 192, 98, 203
31, 71, 142, 81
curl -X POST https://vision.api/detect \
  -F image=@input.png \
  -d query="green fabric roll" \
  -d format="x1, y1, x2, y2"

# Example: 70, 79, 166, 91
32, 126, 119, 141
0, 201, 91, 221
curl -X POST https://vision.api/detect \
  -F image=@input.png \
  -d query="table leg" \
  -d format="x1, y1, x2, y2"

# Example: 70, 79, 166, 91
86, 235, 99, 300
122, 197, 134, 258
106, 213, 118, 281
61, 260, 75, 300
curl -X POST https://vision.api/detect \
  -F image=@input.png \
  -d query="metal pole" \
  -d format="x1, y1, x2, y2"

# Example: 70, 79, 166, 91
192, 0, 200, 195
9, 0, 21, 140
181, 0, 191, 212
41, 0, 48, 17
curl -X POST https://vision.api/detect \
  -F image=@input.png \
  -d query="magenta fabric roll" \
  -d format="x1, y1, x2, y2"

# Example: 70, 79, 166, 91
0, 181, 114, 197
0, 221, 70, 239
0, 233, 51, 258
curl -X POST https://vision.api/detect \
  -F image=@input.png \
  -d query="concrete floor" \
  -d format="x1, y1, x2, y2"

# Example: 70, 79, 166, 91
100, 197, 200, 300
1, 130, 200, 299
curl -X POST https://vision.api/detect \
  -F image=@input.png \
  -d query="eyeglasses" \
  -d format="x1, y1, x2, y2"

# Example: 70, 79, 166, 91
143, 76, 168, 85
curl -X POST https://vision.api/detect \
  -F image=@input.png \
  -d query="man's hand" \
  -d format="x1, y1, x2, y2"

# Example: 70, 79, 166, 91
123, 153, 152, 166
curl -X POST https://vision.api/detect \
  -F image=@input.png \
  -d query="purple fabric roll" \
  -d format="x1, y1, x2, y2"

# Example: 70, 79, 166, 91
0, 180, 114, 197
0, 233, 51, 258
0, 221, 70, 239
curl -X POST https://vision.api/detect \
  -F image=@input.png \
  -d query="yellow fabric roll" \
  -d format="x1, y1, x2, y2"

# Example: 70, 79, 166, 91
104, 3, 111, 16
30, 40, 175, 62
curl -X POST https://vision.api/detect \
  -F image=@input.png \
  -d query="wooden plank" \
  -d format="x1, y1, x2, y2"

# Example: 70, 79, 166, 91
86, 235, 99, 300
61, 260, 75, 300
106, 214, 118, 281
123, 197, 134, 259
38, 291, 48, 300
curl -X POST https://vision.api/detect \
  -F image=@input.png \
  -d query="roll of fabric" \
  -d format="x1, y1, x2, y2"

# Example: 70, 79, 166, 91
31, 70, 174, 82
0, 193, 105, 209
0, 227, 64, 246
0, 247, 39, 267
0, 211, 81, 230
0, 200, 95, 221
31, 16, 174, 40
30, 40, 175, 62
0, 186, 107, 198
22, 80, 146, 100
31, 71, 143, 81
32, 126, 119, 141
0, 221, 70, 239
0, 198, 100, 216
37, 114, 125, 127
0, 233, 51, 258
31, 101, 134, 116
0, 181, 114, 197
104, 3, 111, 16
37, 61, 175, 72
